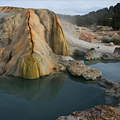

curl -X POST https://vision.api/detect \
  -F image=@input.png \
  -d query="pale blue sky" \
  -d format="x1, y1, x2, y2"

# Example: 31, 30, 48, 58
0, 0, 120, 15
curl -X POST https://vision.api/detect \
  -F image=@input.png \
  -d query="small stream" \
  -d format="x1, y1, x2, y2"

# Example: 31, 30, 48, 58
0, 59, 119, 120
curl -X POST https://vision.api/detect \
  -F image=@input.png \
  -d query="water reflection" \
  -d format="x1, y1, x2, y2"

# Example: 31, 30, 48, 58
84, 59, 119, 66
0, 72, 65, 101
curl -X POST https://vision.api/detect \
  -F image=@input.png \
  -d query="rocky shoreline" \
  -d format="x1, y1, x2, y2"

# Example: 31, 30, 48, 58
0, 6, 120, 120
57, 105, 120, 120
56, 77, 120, 120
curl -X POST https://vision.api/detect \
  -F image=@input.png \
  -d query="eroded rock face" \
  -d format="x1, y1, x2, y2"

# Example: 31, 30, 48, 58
57, 105, 120, 120
67, 60, 102, 80
0, 7, 68, 79
114, 47, 120, 54
79, 33, 94, 43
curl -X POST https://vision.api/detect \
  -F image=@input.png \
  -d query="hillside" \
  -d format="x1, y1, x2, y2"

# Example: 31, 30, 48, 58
57, 3, 120, 29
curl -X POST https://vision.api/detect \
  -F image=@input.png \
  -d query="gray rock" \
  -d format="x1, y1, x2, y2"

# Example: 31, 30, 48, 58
115, 88, 120, 94
99, 78, 118, 89
85, 50, 103, 60
102, 53, 120, 60
105, 88, 115, 93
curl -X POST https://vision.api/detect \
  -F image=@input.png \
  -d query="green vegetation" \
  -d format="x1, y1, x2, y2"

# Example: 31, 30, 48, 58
101, 36, 111, 43
111, 14, 120, 30
101, 35, 120, 45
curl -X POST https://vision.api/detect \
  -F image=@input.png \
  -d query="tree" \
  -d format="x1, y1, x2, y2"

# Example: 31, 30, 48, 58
111, 14, 120, 30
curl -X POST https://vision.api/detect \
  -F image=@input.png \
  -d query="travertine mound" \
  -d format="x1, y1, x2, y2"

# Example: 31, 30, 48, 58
0, 7, 69, 79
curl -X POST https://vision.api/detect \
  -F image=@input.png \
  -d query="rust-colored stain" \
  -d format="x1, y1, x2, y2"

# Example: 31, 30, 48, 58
24, 11, 30, 17
0, 7, 7, 12
56, 19, 59, 27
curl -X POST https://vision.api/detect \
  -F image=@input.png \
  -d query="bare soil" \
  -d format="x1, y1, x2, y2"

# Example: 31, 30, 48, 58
60, 19, 120, 54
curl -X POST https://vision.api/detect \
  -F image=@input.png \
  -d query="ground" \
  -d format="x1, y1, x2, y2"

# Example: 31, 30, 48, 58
60, 19, 120, 54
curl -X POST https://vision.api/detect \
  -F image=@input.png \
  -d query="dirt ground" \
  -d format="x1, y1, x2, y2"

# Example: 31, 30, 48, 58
60, 19, 120, 54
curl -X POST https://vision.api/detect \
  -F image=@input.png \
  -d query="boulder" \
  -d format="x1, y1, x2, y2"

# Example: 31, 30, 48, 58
67, 60, 102, 80
105, 42, 114, 46
0, 7, 69, 79
57, 105, 120, 120
79, 33, 94, 43
85, 51, 103, 60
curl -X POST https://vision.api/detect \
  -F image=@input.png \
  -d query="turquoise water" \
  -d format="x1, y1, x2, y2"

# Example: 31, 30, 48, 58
0, 60, 119, 120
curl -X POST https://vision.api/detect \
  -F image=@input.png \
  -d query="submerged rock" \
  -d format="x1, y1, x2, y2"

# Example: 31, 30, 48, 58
99, 78, 118, 89
57, 105, 120, 120
67, 60, 102, 80
0, 7, 69, 79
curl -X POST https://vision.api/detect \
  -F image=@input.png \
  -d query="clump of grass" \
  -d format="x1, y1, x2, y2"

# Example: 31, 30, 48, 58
111, 35, 120, 45
101, 35, 120, 45
101, 36, 111, 43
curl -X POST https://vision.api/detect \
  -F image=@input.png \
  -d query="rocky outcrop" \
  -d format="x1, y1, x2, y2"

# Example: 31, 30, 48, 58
98, 78, 120, 95
79, 33, 94, 43
67, 60, 102, 80
85, 50, 103, 60
98, 78, 120, 113
0, 7, 69, 79
57, 105, 120, 120
85, 51, 120, 60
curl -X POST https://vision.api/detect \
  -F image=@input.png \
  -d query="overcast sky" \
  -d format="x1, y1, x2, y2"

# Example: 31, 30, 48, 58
0, 0, 120, 15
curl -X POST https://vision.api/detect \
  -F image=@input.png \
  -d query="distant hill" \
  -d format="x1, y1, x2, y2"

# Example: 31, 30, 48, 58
57, 3, 120, 30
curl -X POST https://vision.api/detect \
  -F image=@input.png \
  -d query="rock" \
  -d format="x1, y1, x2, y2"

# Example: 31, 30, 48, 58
105, 42, 114, 46
57, 105, 120, 120
0, 7, 69, 79
85, 51, 103, 60
79, 33, 94, 43
67, 60, 102, 80
102, 53, 120, 60
115, 95, 120, 102
114, 47, 120, 54
115, 88, 120, 94
109, 42, 114, 46
99, 78, 118, 89
105, 88, 115, 93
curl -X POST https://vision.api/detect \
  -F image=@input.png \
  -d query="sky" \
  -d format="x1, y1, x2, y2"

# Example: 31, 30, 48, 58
0, 0, 120, 15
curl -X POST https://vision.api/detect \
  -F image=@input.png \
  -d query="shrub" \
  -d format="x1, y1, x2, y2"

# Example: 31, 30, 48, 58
101, 36, 111, 43
111, 35, 120, 44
